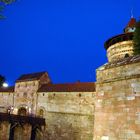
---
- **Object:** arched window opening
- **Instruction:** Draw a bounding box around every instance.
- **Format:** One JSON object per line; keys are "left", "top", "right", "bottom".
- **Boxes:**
{"left": 18, "top": 107, "right": 27, "bottom": 116}
{"left": 23, "top": 92, "right": 27, "bottom": 98}
{"left": 124, "top": 53, "right": 130, "bottom": 58}
{"left": 39, "top": 109, "right": 44, "bottom": 117}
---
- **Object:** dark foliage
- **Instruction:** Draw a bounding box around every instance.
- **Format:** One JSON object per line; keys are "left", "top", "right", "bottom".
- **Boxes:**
{"left": 133, "top": 20, "right": 140, "bottom": 55}
{"left": 0, "top": 0, "right": 16, "bottom": 18}
{"left": 0, "top": 5, "right": 4, "bottom": 18}
{"left": 0, "top": 75, "right": 5, "bottom": 87}
{"left": 0, "top": 0, "right": 15, "bottom": 4}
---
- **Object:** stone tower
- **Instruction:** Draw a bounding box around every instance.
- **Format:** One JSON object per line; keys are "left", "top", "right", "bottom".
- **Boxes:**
{"left": 95, "top": 18, "right": 140, "bottom": 140}
{"left": 104, "top": 17, "right": 136, "bottom": 62}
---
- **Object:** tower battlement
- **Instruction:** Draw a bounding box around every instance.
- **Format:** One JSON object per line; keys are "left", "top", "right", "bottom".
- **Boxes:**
{"left": 105, "top": 18, "right": 137, "bottom": 62}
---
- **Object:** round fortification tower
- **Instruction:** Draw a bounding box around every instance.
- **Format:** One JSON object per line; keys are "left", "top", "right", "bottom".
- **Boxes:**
{"left": 104, "top": 18, "right": 136, "bottom": 62}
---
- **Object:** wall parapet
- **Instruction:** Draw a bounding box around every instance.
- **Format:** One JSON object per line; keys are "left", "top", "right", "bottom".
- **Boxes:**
{"left": 96, "top": 57, "right": 140, "bottom": 83}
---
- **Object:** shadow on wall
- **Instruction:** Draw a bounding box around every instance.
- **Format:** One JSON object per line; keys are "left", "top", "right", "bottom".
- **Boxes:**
{"left": 43, "top": 117, "right": 78, "bottom": 140}
{"left": 14, "top": 124, "right": 31, "bottom": 140}
{"left": 44, "top": 122, "right": 78, "bottom": 140}
{"left": 42, "top": 112, "right": 94, "bottom": 140}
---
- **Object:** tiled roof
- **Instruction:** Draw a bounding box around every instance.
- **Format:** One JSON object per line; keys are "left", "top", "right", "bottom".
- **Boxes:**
{"left": 38, "top": 82, "right": 95, "bottom": 92}
{"left": 0, "top": 86, "right": 14, "bottom": 92}
{"left": 127, "top": 18, "right": 136, "bottom": 27}
{"left": 16, "top": 71, "right": 47, "bottom": 82}
{"left": 104, "top": 33, "right": 133, "bottom": 50}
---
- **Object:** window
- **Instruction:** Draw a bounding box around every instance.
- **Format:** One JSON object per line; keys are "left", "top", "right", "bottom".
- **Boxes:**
{"left": 124, "top": 53, "right": 129, "bottom": 58}
{"left": 39, "top": 109, "right": 44, "bottom": 117}
{"left": 23, "top": 92, "right": 27, "bottom": 98}
{"left": 79, "top": 93, "right": 81, "bottom": 97}
{"left": 18, "top": 107, "right": 27, "bottom": 116}
{"left": 17, "top": 84, "right": 20, "bottom": 88}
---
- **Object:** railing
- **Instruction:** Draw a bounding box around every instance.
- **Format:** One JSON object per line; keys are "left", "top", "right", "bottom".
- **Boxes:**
{"left": 0, "top": 112, "right": 45, "bottom": 126}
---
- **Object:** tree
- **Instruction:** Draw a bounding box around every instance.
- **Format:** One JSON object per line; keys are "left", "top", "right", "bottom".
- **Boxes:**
{"left": 0, "top": 0, "right": 16, "bottom": 19}
{"left": 0, "top": 0, "right": 15, "bottom": 5}
{"left": 0, "top": 74, "right": 5, "bottom": 87}
{"left": 0, "top": 5, "right": 4, "bottom": 18}
{"left": 133, "top": 19, "right": 140, "bottom": 55}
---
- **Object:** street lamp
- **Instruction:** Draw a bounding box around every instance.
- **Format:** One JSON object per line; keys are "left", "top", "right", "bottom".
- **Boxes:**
{"left": 2, "top": 82, "right": 9, "bottom": 87}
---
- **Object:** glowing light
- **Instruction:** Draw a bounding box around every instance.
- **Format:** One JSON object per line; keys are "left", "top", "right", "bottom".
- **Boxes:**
{"left": 2, "top": 82, "right": 9, "bottom": 87}
{"left": 11, "top": 106, "right": 14, "bottom": 110}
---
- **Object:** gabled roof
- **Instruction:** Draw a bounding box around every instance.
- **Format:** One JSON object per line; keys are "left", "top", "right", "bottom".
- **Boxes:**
{"left": 16, "top": 71, "right": 47, "bottom": 82}
{"left": 38, "top": 82, "right": 95, "bottom": 92}
{"left": 0, "top": 86, "right": 14, "bottom": 92}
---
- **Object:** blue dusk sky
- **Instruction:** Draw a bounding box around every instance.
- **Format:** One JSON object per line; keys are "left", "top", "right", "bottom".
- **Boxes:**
{"left": 0, "top": 0, "right": 140, "bottom": 85}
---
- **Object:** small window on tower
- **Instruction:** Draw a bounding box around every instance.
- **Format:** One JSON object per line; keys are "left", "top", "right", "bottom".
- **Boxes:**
{"left": 79, "top": 93, "right": 81, "bottom": 97}
{"left": 23, "top": 92, "right": 27, "bottom": 98}
{"left": 39, "top": 109, "right": 44, "bottom": 117}
{"left": 17, "top": 84, "right": 20, "bottom": 88}
{"left": 124, "top": 53, "right": 129, "bottom": 58}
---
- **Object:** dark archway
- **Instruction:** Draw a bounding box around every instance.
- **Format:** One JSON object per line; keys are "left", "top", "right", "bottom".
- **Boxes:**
{"left": 124, "top": 53, "right": 130, "bottom": 58}
{"left": 39, "top": 109, "right": 44, "bottom": 117}
{"left": 18, "top": 107, "right": 27, "bottom": 116}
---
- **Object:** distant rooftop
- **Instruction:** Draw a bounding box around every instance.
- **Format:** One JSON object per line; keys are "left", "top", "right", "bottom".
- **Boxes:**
{"left": 38, "top": 82, "right": 95, "bottom": 92}
{"left": 0, "top": 86, "right": 14, "bottom": 92}
{"left": 16, "top": 71, "right": 47, "bottom": 82}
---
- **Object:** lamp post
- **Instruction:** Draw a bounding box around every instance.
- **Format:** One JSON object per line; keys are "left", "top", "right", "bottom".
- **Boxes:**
{"left": 2, "top": 82, "right": 9, "bottom": 88}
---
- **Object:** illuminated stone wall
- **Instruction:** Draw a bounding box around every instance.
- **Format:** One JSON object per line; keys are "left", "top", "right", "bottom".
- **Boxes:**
{"left": 13, "top": 80, "right": 39, "bottom": 115}
{"left": 0, "top": 92, "right": 13, "bottom": 113}
{"left": 95, "top": 60, "right": 140, "bottom": 140}
{"left": 13, "top": 73, "right": 51, "bottom": 116}
{"left": 37, "top": 91, "right": 95, "bottom": 140}
{"left": 0, "top": 122, "right": 10, "bottom": 140}
{"left": 14, "top": 124, "right": 32, "bottom": 140}
{"left": 107, "top": 40, "right": 133, "bottom": 62}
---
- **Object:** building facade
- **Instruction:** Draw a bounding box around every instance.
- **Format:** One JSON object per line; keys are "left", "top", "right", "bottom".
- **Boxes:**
{"left": 0, "top": 17, "right": 140, "bottom": 140}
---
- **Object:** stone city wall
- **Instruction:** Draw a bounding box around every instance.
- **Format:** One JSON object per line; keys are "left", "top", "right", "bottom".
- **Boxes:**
{"left": 0, "top": 92, "right": 13, "bottom": 113}
{"left": 96, "top": 62, "right": 140, "bottom": 83}
{"left": 0, "top": 121, "right": 32, "bottom": 140}
{"left": 37, "top": 91, "right": 95, "bottom": 140}
{"left": 0, "top": 121, "right": 10, "bottom": 140}
{"left": 95, "top": 61, "right": 140, "bottom": 140}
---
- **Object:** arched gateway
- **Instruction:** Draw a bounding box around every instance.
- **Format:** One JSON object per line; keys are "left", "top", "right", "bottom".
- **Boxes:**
{"left": 18, "top": 107, "right": 27, "bottom": 116}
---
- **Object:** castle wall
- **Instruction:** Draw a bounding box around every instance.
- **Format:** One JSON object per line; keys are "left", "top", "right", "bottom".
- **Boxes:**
{"left": 95, "top": 61, "right": 140, "bottom": 140}
{"left": 0, "top": 121, "right": 34, "bottom": 140}
{"left": 14, "top": 124, "right": 32, "bottom": 140}
{"left": 0, "top": 92, "right": 13, "bottom": 113}
{"left": 37, "top": 91, "right": 95, "bottom": 140}
{"left": 14, "top": 80, "right": 39, "bottom": 115}
{"left": 0, "top": 121, "right": 10, "bottom": 140}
